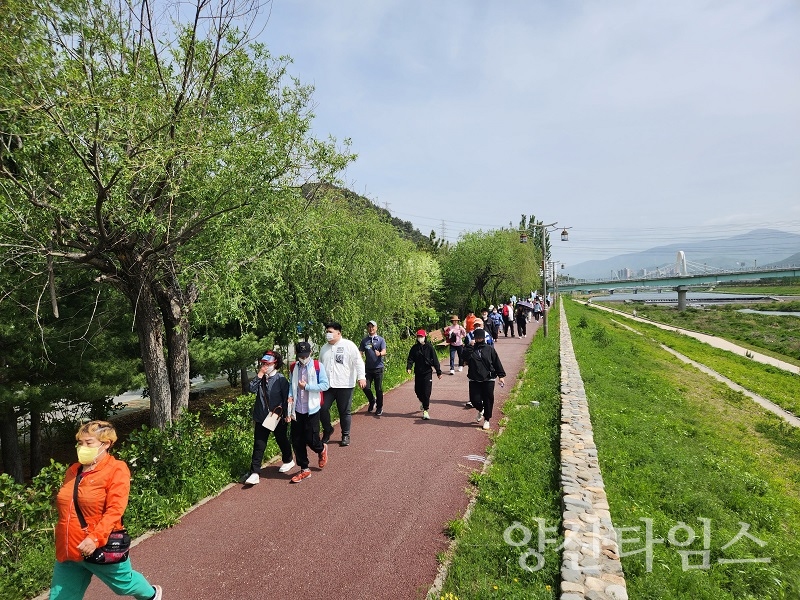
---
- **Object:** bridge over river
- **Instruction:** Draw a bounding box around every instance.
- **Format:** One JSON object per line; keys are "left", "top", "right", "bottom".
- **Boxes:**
{"left": 559, "top": 266, "right": 800, "bottom": 293}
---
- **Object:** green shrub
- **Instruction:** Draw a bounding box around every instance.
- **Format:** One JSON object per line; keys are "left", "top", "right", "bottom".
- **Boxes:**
{"left": 0, "top": 461, "right": 64, "bottom": 600}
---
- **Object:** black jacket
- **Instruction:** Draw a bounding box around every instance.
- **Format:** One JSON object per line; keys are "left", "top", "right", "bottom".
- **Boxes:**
{"left": 249, "top": 372, "right": 290, "bottom": 422}
{"left": 406, "top": 341, "right": 442, "bottom": 377}
{"left": 462, "top": 342, "right": 506, "bottom": 382}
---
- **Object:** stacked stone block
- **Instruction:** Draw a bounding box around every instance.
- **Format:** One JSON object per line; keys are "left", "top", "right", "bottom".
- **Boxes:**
{"left": 558, "top": 302, "right": 628, "bottom": 600}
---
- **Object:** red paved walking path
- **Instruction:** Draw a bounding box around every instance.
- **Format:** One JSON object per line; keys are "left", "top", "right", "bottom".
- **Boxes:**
{"left": 83, "top": 325, "right": 540, "bottom": 600}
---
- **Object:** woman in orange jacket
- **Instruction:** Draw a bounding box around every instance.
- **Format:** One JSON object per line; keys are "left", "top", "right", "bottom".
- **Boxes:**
{"left": 49, "top": 420, "right": 162, "bottom": 600}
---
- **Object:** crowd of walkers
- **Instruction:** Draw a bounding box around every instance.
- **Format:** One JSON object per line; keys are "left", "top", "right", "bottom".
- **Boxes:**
{"left": 47, "top": 299, "right": 538, "bottom": 600}
{"left": 244, "top": 294, "right": 544, "bottom": 487}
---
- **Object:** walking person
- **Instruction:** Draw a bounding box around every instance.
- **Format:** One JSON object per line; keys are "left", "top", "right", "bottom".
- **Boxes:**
{"left": 488, "top": 306, "right": 503, "bottom": 341}
{"left": 406, "top": 329, "right": 443, "bottom": 420}
{"left": 50, "top": 420, "right": 162, "bottom": 600}
{"left": 359, "top": 320, "right": 387, "bottom": 415}
{"left": 245, "top": 351, "right": 294, "bottom": 485}
{"left": 444, "top": 315, "right": 466, "bottom": 375}
{"left": 287, "top": 341, "right": 330, "bottom": 483}
{"left": 466, "top": 318, "right": 494, "bottom": 346}
{"left": 464, "top": 309, "right": 477, "bottom": 334}
{"left": 464, "top": 319, "right": 494, "bottom": 408}
{"left": 502, "top": 300, "right": 515, "bottom": 337}
{"left": 515, "top": 304, "right": 528, "bottom": 338}
{"left": 533, "top": 297, "right": 543, "bottom": 322}
{"left": 462, "top": 329, "right": 506, "bottom": 430}
{"left": 319, "top": 321, "right": 367, "bottom": 447}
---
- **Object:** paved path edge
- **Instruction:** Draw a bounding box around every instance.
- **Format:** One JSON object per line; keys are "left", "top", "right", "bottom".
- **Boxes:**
{"left": 559, "top": 300, "right": 629, "bottom": 600}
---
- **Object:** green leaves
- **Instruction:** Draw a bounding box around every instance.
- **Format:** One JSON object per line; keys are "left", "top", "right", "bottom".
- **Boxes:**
{"left": 440, "top": 230, "right": 540, "bottom": 315}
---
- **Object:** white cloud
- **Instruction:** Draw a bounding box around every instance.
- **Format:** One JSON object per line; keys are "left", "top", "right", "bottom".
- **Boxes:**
{"left": 261, "top": 0, "right": 800, "bottom": 263}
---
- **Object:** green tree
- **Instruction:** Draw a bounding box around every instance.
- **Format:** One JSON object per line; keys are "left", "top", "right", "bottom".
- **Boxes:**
{"left": 440, "top": 229, "right": 540, "bottom": 315}
{"left": 195, "top": 184, "right": 441, "bottom": 348}
{"left": 0, "top": 0, "right": 352, "bottom": 428}
{"left": 0, "top": 268, "right": 142, "bottom": 481}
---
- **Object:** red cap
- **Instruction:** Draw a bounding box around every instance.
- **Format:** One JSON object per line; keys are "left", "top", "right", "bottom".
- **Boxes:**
{"left": 416, "top": 329, "right": 426, "bottom": 337}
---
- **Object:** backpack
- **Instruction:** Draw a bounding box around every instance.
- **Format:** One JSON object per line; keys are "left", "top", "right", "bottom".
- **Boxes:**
{"left": 448, "top": 329, "right": 458, "bottom": 344}
{"left": 502, "top": 305, "right": 510, "bottom": 318}
{"left": 468, "top": 346, "right": 495, "bottom": 380}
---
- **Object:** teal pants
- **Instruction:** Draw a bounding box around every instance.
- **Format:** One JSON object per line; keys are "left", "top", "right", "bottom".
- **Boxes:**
{"left": 49, "top": 559, "right": 156, "bottom": 600}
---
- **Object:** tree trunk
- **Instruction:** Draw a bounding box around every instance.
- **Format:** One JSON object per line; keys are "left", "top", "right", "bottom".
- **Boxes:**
{"left": 0, "top": 403, "right": 24, "bottom": 483}
{"left": 29, "top": 408, "right": 42, "bottom": 476}
{"left": 155, "top": 281, "right": 196, "bottom": 422}
{"left": 165, "top": 319, "right": 190, "bottom": 422}
{"left": 130, "top": 286, "right": 172, "bottom": 429}
{"left": 240, "top": 367, "right": 249, "bottom": 395}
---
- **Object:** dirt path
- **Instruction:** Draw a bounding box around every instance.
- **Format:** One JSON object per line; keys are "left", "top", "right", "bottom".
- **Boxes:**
{"left": 81, "top": 325, "right": 539, "bottom": 600}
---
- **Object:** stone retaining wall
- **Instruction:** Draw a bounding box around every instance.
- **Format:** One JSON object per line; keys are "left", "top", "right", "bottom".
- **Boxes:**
{"left": 558, "top": 301, "right": 628, "bottom": 600}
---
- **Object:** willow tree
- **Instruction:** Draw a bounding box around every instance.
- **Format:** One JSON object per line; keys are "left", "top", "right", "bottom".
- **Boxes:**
{"left": 193, "top": 184, "right": 442, "bottom": 349}
{"left": 440, "top": 229, "right": 540, "bottom": 315}
{"left": 0, "top": 0, "right": 352, "bottom": 428}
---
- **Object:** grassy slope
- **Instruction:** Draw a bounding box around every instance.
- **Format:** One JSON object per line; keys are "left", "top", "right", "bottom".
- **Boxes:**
{"left": 597, "top": 302, "right": 800, "bottom": 366}
{"left": 592, "top": 304, "right": 800, "bottom": 415}
{"left": 565, "top": 300, "right": 800, "bottom": 600}
{"left": 441, "top": 311, "right": 562, "bottom": 600}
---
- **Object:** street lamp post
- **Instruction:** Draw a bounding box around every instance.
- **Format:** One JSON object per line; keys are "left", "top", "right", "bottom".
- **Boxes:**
{"left": 546, "top": 260, "right": 565, "bottom": 300}
{"left": 520, "top": 223, "right": 570, "bottom": 337}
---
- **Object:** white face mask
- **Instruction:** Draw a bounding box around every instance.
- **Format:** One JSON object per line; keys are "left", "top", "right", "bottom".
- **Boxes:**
{"left": 265, "top": 364, "right": 276, "bottom": 375}
{"left": 325, "top": 332, "right": 335, "bottom": 342}
{"left": 299, "top": 357, "right": 311, "bottom": 365}
{"left": 417, "top": 336, "right": 425, "bottom": 344}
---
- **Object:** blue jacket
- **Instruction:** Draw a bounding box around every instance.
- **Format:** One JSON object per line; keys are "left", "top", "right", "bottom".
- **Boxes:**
{"left": 288, "top": 360, "right": 330, "bottom": 416}
{"left": 488, "top": 312, "right": 504, "bottom": 327}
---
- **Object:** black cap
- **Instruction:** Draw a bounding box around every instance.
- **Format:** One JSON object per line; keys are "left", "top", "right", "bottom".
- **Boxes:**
{"left": 473, "top": 328, "right": 486, "bottom": 339}
{"left": 296, "top": 341, "right": 312, "bottom": 358}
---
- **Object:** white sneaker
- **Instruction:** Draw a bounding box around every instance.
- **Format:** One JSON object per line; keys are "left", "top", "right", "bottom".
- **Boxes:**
{"left": 476, "top": 410, "right": 484, "bottom": 422}
{"left": 422, "top": 410, "right": 430, "bottom": 420}
{"left": 482, "top": 420, "right": 491, "bottom": 430}
{"left": 151, "top": 585, "right": 163, "bottom": 600}
{"left": 279, "top": 460, "right": 295, "bottom": 473}
{"left": 449, "top": 369, "right": 455, "bottom": 375}
{"left": 245, "top": 472, "right": 260, "bottom": 485}
{"left": 458, "top": 366, "right": 463, "bottom": 372}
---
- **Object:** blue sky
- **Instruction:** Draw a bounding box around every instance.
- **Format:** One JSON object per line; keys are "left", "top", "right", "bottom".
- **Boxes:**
{"left": 255, "top": 0, "right": 800, "bottom": 267}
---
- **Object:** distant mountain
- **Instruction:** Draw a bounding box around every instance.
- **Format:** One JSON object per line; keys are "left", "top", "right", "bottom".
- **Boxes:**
{"left": 568, "top": 229, "right": 800, "bottom": 280}
{"left": 766, "top": 252, "right": 800, "bottom": 268}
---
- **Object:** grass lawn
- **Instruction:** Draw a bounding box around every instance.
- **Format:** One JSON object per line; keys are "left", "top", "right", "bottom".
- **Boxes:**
{"left": 565, "top": 300, "right": 800, "bottom": 600}
{"left": 439, "top": 310, "right": 562, "bottom": 600}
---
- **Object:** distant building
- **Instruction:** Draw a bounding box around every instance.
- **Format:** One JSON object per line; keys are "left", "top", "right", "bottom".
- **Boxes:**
{"left": 617, "top": 268, "right": 633, "bottom": 280}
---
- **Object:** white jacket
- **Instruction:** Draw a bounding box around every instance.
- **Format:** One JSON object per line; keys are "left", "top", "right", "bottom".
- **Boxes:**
{"left": 319, "top": 338, "right": 366, "bottom": 388}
